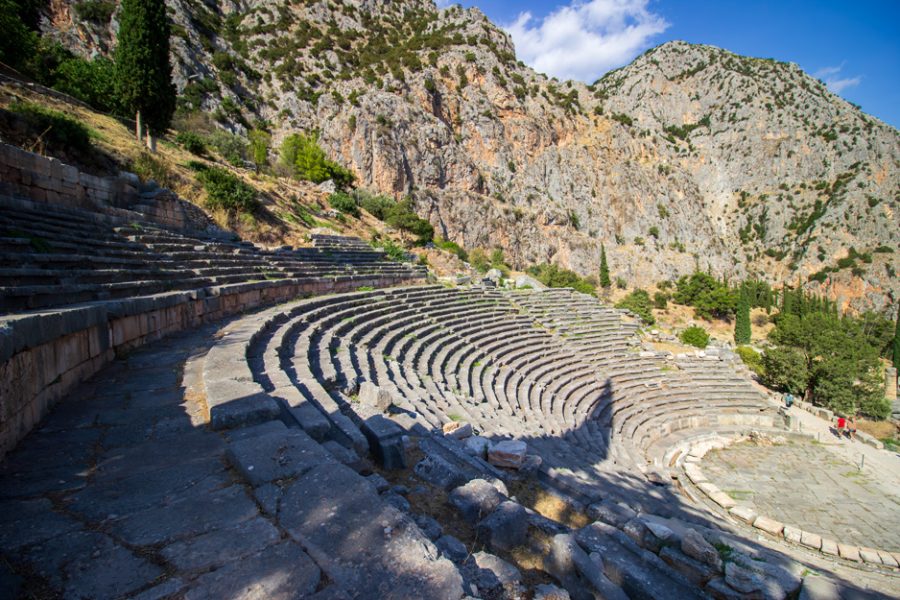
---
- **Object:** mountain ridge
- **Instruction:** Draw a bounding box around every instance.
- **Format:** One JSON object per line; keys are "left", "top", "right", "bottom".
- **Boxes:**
{"left": 34, "top": 0, "right": 900, "bottom": 311}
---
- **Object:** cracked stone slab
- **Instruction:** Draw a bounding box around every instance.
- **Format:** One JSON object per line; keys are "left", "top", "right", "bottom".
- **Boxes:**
{"left": 183, "top": 541, "right": 320, "bottom": 600}
{"left": 225, "top": 428, "right": 334, "bottom": 488}
{"left": 161, "top": 517, "right": 281, "bottom": 572}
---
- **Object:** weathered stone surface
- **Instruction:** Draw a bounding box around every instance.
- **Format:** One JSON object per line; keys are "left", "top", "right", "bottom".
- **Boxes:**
{"left": 436, "top": 535, "right": 469, "bottom": 563}
{"left": 443, "top": 421, "right": 473, "bottom": 440}
{"left": 877, "top": 550, "right": 899, "bottom": 568}
{"left": 464, "top": 551, "right": 521, "bottom": 594}
{"left": 798, "top": 576, "right": 840, "bottom": 600}
{"left": 449, "top": 478, "right": 506, "bottom": 523}
{"left": 752, "top": 515, "right": 784, "bottom": 536}
{"left": 183, "top": 541, "right": 320, "bottom": 600}
{"left": 463, "top": 435, "right": 490, "bottom": 458}
{"left": 278, "top": 462, "right": 464, "bottom": 598}
{"left": 858, "top": 547, "right": 882, "bottom": 564}
{"left": 413, "top": 454, "right": 467, "bottom": 490}
{"left": 725, "top": 562, "right": 764, "bottom": 594}
{"left": 587, "top": 499, "right": 637, "bottom": 528}
{"left": 487, "top": 439, "right": 527, "bottom": 469}
{"left": 225, "top": 429, "right": 333, "bottom": 487}
{"left": 476, "top": 501, "right": 528, "bottom": 551}
{"left": 358, "top": 381, "right": 393, "bottom": 412}
{"left": 161, "top": 517, "right": 281, "bottom": 572}
{"left": 731, "top": 552, "right": 802, "bottom": 600}
{"left": 547, "top": 533, "right": 627, "bottom": 600}
{"left": 534, "top": 583, "right": 571, "bottom": 600}
{"left": 660, "top": 546, "right": 719, "bottom": 586}
{"left": 382, "top": 492, "right": 411, "bottom": 512}
{"left": 412, "top": 513, "right": 443, "bottom": 541}
{"left": 361, "top": 414, "right": 406, "bottom": 469}
{"left": 706, "top": 576, "right": 762, "bottom": 600}
{"left": 681, "top": 529, "right": 723, "bottom": 571}
{"left": 366, "top": 473, "right": 391, "bottom": 493}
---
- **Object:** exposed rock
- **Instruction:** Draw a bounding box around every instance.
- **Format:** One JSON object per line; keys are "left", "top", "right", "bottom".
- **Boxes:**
{"left": 681, "top": 529, "right": 723, "bottom": 571}
{"left": 475, "top": 501, "right": 528, "bottom": 551}
{"left": 724, "top": 562, "right": 764, "bottom": 594}
{"left": 442, "top": 421, "right": 473, "bottom": 440}
{"left": 487, "top": 440, "right": 527, "bottom": 469}
{"left": 463, "top": 436, "right": 490, "bottom": 459}
{"left": 435, "top": 535, "right": 468, "bottom": 563}
{"left": 449, "top": 479, "right": 506, "bottom": 523}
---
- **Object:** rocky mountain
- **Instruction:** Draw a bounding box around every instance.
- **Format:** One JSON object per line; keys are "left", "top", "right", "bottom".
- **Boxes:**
{"left": 40, "top": 0, "right": 900, "bottom": 310}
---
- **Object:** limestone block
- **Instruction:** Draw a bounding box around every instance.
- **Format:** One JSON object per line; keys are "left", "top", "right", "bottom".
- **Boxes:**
{"left": 681, "top": 529, "right": 723, "bottom": 571}
{"left": 858, "top": 547, "right": 882, "bottom": 564}
{"left": 476, "top": 501, "right": 528, "bottom": 551}
{"left": 724, "top": 562, "right": 764, "bottom": 594}
{"left": 709, "top": 490, "right": 737, "bottom": 509}
{"left": 800, "top": 531, "right": 822, "bottom": 550}
{"left": 449, "top": 479, "right": 505, "bottom": 523}
{"left": 487, "top": 439, "right": 527, "bottom": 469}
{"left": 442, "top": 421, "right": 473, "bottom": 440}
{"left": 876, "top": 551, "right": 898, "bottom": 568}
{"left": 836, "top": 544, "right": 861, "bottom": 562}
{"left": 819, "top": 539, "right": 839, "bottom": 556}
{"left": 752, "top": 515, "right": 784, "bottom": 536}
{"left": 729, "top": 505, "right": 757, "bottom": 524}
{"left": 782, "top": 526, "right": 802, "bottom": 544}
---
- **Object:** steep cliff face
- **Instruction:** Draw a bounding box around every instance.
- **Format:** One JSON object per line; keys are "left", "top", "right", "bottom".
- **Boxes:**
{"left": 41, "top": 0, "right": 899, "bottom": 310}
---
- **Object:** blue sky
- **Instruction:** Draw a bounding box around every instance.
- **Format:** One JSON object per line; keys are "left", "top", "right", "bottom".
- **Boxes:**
{"left": 440, "top": 1, "right": 900, "bottom": 129}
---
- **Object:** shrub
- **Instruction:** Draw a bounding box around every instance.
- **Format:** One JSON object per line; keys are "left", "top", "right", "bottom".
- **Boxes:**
{"left": 356, "top": 190, "right": 395, "bottom": 220}
{"left": 130, "top": 152, "right": 173, "bottom": 188}
{"left": 193, "top": 164, "right": 258, "bottom": 213}
{"left": 680, "top": 325, "right": 710, "bottom": 348}
{"left": 175, "top": 131, "right": 207, "bottom": 155}
{"left": 51, "top": 56, "right": 120, "bottom": 114}
{"left": 736, "top": 346, "right": 764, "bottom": 377}
{"left": 8, "top": 101, "right": 92, "bottom": 155}
{"left": 385, "top": 198, "right": 434, "bottom": 244}
{"left": 616, "top": 289, "right": 655, "bottom": 325}
{"left": 280, "top": 132, "right": 355, "bottom": 190}
{"left": 527, "top": 263, "right": 595, "bottom": 295}
{"left": 372, "top": 236, "right": 406, "bottom": 261}
{"left": 328, "top": 191, "right": 359, "bottom": 217}
{"left": 653, "top": 291, "right": 668, "bottom": 309}
{"left": 615, "top": 277, "right": 627, "bottom": 289}
{"left": 207, "top": 130, "right": 247, "bottom": 166}
{"left": 435, "top": 237, "right": 468, "bottom": 262}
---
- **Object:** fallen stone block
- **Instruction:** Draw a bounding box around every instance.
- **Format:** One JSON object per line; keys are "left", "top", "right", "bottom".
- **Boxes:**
{"left": 587, "top": 499, "right": 637, "bottom": 528}
{"left": 681, "top": 529, "right": 723, "bottom": 572}
{"left": 463, "top": 551, "right": 521, "bottom": 596}
{"left": 361, "top": 415, "right": 405, "bottom": 469}
{"left": 660, "top": 546, "right": 719, "bottom": 586}
{"left": 476, "top": 501, "right": 528, "bottom": 552}
{"left": 534, "top": 583, "right": 571, "bottom": 600}
{"left": 412, "top": 514, "right": 443, "bottom": 541}
{"left": 443, "top": 421, "right": 473, "bottom": 440}
{"left": 358, "top": 381, "right": 392, "bottom": 412}
{"left": 449, "top": 479, "right": 506, "bottom": 523}
{"left": 725, "top": 562, "right": 764, "bottom": 595}
{"left": 464, "top": 436, "right": 490, "bottom": 458}
{"left": 413, "top": 454, "right": 467, "bottom": 490}
{"left": 487, "top": 439, "right": 527, "bottom": 469}
{"left": 798, "top": 576, "right": 840, "bottom": 600}
{"left": 547, "top": 533, "right": 627, "bottom": 600}
{"left": 731, "top": 551, "right": 802, "bottom": 600}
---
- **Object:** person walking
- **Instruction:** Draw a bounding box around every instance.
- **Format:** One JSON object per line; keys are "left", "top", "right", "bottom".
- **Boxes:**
{"left": 784, "top": 392, "right": 794, "bottom": 408}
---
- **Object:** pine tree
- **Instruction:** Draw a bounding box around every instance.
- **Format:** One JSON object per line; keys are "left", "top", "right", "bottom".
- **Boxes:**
{"left": 599, "top": 244, "right": 611, "bottom": 288}
{"left": 892, "top": 305, "right": 900, "bottom": 370}
{"left": 734, "top": 285, "right": 751, "bottom": 345}
{"left": 115, "top": 0, "right": 175, "bottom": 151}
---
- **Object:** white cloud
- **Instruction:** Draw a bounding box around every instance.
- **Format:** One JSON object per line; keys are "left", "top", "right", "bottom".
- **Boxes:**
{"left": 813, "top": 63, "right": 861, "bottom": 94}
{"left": 504, "top": 0, "right": 670, "bottom": 82}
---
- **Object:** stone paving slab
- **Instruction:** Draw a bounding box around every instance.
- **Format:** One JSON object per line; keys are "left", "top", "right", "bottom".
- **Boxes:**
{"left": 702, "top": 439, "right": 900, "bottom": 551}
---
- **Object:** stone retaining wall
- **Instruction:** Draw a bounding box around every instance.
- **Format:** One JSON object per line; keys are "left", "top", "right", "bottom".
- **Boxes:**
{"left": 0, "top": 143, "right": 217, "bottom": 234}
{"left": 0, "top": 275, "right": 423, "bottom": 460}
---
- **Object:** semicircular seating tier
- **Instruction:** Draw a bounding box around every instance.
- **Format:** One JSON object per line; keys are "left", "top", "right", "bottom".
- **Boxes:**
{"left": 227, "top": 284, "right": 780, "bottom": 506}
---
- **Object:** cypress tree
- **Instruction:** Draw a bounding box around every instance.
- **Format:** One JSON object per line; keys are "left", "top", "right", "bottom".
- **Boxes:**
{"left": 735, "top": 285, "right": 751, "bottom": 345}
{"left": 599, "top": 244, "right": 611, "bottom": 288}
{"left": 892, "top": 305, "right": 900, "bottom": 370}
{"left": 115, "top": 0, "right": 175, "bottom": 151}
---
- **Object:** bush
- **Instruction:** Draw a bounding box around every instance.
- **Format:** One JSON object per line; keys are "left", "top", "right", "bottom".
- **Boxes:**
{"left": 616, "top": 289, "right": 655, "bottom": 325}
{"left": 208, "top": 130, "right": 247, "bottom": 166}
{"left": 679, "top": 325, "right": 710, "bottom": 348}
{"left": 8, "top": 101, "right": 92, "bottom": 155}
{"left": 175, "top": 131, "right": 207, "bottom": 155}
{"left": 193, "top": 164, "right": 258, "bottom": 213}
{"left": 527, "top": 263, "right": 595, "bottom": 295}
{"left": 356, "top": 191, "right": 395, "bottom": 220}
{"left": 328, "top": 191, "right": 359, "bottom": 217}
{"left": 760, "top": 346, "right": 808, "bottom": 395}
{"left": 130, "top": 152, "right": 173, "bottom": 188}
{"left": 435, "top": 237, "right": 468, "bottom": 262}
{"left": 653, "top": 291, "right": 668, "bottom": 309}
{"left": 385, "top": 198, "right": 434, "bottom": 244}
{"left": 372, "top": 236, "right": 407, "bottom": 261}
{"left": 51, "top": 56, "right": 120, "bottom": 114}
{"left": 280, "top": 133, "right": 355, "bottom": 190}
{"left": 736, "top": 346, "right": 764, "bottom": 377}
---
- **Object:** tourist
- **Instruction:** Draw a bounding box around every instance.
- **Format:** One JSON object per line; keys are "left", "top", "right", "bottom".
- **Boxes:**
{"left": 784, "top": 392, "right": 794, "bottom": 408}
{"left": 836, "top": 415, "right": 846, "bottom": 437}
{"left": 847, "top": 416, "right": 857, "bottom": 441}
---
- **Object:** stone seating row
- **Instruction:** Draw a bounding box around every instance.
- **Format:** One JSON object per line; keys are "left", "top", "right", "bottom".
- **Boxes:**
{"left": 0, "top": 195, "right": 425, "bottom": 312}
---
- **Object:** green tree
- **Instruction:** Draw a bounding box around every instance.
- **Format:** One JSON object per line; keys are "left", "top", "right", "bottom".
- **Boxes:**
{"left": 0, "top": 0, "right": 38, "bottom": 74}
{"left": 734, "top": 285, "right": 751, "bottom": 345}
{"left": 599, "top": 244, "right": 611, "bottom": 288}
{"left": 893, "top": 307, "right": 900, "bottom": 370}
{"left": 615, "top": 289, "right": 655, "bottom": 325}
{"left": 761, "top": 346, "right": 809, "bottom": 395}
{"left": 248, "top": 129, "right": 271, "bottom": 173}
{"left": 115, "top": 0, "right": 176, "bottom": 151}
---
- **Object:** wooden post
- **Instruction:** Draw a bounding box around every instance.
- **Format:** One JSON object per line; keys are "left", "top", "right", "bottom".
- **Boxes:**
{"left": 135, "top": 110, "right": 142, "bottom": 142}
{"left": 146, "top": 130, "right": 156, "bottom": 153}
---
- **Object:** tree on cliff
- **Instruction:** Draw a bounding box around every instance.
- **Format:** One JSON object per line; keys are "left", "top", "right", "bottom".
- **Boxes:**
{"left": 115, "top": 0, "right": 175, "bottom": 152}
{"left": 599, "top": 245, "right": 611, "bottom": 288}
